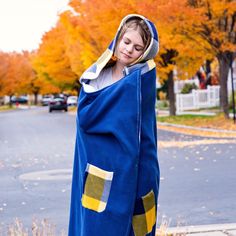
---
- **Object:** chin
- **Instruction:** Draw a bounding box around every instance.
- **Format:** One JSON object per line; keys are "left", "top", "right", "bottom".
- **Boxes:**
{"left": 117, "top": 54, "right": 131, "bottom": 65}
{"left": 117, "top": 58, "right": 130, "bottom": 67}
{"left": 122, "top": 57, "right": 134, "bottom": 65}
{"left": 123, "top": 60, "right": 131, "bottom": 65}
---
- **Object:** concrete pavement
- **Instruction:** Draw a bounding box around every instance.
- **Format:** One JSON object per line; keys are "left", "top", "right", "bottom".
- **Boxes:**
{"left": 156, "top": 109, "right": 236, "bottom": 235}
{"left": 160, "top": 223, "right": 236, "bottom": 235}
{"left": 3, "top": 106, "right": 234, "bottom": 235}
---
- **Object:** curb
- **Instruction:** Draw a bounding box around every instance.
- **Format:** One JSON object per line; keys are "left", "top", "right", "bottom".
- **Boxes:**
{"left": 157, "top": 110, "right": 217, "bottom": 117}
{"left": 158, "top": 122, "right": 236, "bottom": 134}
{"left": 160, "top": 223, "right": 236, "bottom": 236}
{"left": 69, "top": 108, "right": 236, "bottom": 136}
{"left": 68, "top": 111, "right": 77, "bottom": 116}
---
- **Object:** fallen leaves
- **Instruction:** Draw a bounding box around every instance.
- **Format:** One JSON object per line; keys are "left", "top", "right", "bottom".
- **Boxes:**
{"left": 158, "top": 124, "right": 236, "bottom": 138}
{"left": 158, "top": 139, "right": 236, "bottom": 149}
{"left": 158, "top": 113, "right": 236, "bottom": 138}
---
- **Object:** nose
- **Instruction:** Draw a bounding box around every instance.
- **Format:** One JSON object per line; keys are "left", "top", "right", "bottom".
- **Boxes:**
{"left": 126, "top": 44, "right": 133, "bottom": 54}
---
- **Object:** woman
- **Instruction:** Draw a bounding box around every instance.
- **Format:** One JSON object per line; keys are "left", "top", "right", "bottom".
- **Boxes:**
{"left": 68, "top": 14, "right": 160, "bottom": 236}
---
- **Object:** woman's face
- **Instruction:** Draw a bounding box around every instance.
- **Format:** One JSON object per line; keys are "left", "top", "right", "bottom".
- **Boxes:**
{"left": 115, "top": 29, "right": 145, "bottom": 66}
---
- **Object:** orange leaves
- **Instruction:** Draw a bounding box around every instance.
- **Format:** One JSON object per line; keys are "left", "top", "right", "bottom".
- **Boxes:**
{"left": 55, "top": 0, "right": 236, "bottom": 86}
{"left": 1, "top": 0, "right": 236, "bottom": 97}
{"left": 0, "top": 52, "right": 9, "bottom": 96}
{"left": 0, "top": 51, "right": 36, "bottom": 96}
{"left": 191, "top": 0, "right": 236, "bottom": 53}
{"left": 155, "top": 0, "right": 236, "bottom": 83}
{"left": 33, "top": 22, "right": 77, "bottom": 93}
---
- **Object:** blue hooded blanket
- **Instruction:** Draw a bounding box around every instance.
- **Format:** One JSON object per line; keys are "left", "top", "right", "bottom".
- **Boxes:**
{"left": 68, "top": 14, "right": 160, "bottom": 236}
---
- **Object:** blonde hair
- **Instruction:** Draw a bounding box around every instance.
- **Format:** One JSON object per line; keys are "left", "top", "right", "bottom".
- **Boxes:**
{"left": 106, "top": 17, "right": 151, "bottom": 67}
{"left": 118, "top": 17, "right": 151, "bottom": 53}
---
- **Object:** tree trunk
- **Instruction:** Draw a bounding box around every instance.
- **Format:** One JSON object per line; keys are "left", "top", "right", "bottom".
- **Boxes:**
{"left": 167, "top": 70, "right": 176, "bottom": 116}
{"left": 9, "top": 95, "right": 13, "bottom": 108}
{"left": 34, "top": 92, "right": 38, "bottom": 105}
{"left": 205, "top": 59, "right": 212, "bottom": 86}
{"left": 205, "top": 59, "right": 211, "bottom": 75}
{"left": 217, "top": 52, "right": 231, "bottom": 119}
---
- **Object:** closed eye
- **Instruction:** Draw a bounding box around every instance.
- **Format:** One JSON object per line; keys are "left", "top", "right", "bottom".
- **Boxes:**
{"left": 123, "top": 36, "right": 144, "bottom": 51}
{"left": 135, "top": 47, "right": 143, "bottom": 51}
{"left": 124, "top": 39, "right": 130, "bottom": 45}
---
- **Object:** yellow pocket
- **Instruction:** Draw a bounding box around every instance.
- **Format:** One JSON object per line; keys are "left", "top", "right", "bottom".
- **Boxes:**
{"left": 132, "top": 190, "right": 156, "bottom": 236}
{"left": 81, "top": 163, "right": 113, "bottom": 213}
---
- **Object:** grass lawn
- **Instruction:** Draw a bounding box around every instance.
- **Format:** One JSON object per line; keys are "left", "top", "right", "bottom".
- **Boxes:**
{"left": 158, "top": 113, "right": 236, "bottom": 131}
{"left": 68, "top": 106, "right": 77, "bottom": 110}
{"left": 0, "top": 105, "right": 16, "bottom": 112}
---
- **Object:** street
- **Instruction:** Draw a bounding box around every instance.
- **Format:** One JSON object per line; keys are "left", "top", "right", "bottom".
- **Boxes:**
{"left": 0, "top": 107, "right": 75, "bottom": 234}
{"left": 0, "top": 107, "right": 236, "bottom": 234}
{"left": 157, "top": 129, "right": 236, "bottom": 227}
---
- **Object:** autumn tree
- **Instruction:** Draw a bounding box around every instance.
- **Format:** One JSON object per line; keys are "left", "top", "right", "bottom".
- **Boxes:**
{"left": 33, "top": 22, "right": 78, "bottom": 94}
{"left": 0, "top": 52, "right": 9, "bottom": 96}
{"left": 19, "top": 51, "right": 44, "bottom": 105}
{"left": 30, "top": 51, "right": 60, "bottom": 103}
{"left": 64, "top": 0, "right": 215, "bottom": 116}
{"left": 55, "top": 0, "right": 225, "bottom": 118}
{"left": 0, "top": 51, "right": 41, "bottom": 105}
{"left": 185, "top": 0, "right": 236, "bottom": 118}
{"left": 148, "top": 0, "right": 212, "bottom": 115}
{"left": 1, "top": 53, "right": 25, "bottom": 101}
{"left": 60, "top": 0, "right": 137, "bottom": 79}
{"left": 15, "top": 51, "right": 37, "bottom": 101}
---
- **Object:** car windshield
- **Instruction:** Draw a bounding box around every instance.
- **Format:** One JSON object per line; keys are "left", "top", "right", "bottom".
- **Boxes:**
{"left": 54, "top": 98, "right": 64, "bottom": 101}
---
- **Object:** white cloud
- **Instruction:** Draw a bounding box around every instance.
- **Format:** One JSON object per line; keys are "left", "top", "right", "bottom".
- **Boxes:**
{"left": 0, "top": 0, "right": 70, "bottom": 52}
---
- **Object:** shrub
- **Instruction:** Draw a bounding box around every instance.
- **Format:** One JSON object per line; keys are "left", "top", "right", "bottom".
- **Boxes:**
{"left": 156, "top": 100, "right": 169, "bottom": 109}
{"left": 181, "top": 83, "right": 198, "bottom": 94}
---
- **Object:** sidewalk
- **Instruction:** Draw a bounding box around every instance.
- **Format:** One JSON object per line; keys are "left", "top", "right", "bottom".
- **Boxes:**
{"left": 157, "top": 109, "right": 217, "bottom": 117}
{"left": 159, "top": 223, "right": 236, "bottom": 235}
{"left": 157, "top": 109, "right": 236, "bottom": 138}
{"left": 156, "top": 110, "right": 236, "bottom": 235}
{"left": 157, "top": 109, "right": 234, "bottom": 118}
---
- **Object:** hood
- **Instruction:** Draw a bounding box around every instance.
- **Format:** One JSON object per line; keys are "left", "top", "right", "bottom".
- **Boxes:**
{"left": 80, "top": 14, "right": 159, "bottom": 83}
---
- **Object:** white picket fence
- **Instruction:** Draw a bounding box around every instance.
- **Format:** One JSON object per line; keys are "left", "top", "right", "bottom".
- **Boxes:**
{"left": 174, "top": 78, "right": 199, "bottom": 94}
{"left": 176, "top": 85, "right": 220, "bottom": 112}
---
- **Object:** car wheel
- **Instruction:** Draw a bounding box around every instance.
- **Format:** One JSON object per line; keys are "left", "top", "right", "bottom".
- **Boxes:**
{"left": 49, "top": 109, "right": 52, "bottom": 113}
{"left": 65, "top": 108, "right": 68, "bottom": 112}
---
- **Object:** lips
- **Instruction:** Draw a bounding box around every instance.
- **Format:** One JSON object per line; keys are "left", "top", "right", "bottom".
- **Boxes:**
{"left": 121, "top": 52, "right": 132, "bottom": 59}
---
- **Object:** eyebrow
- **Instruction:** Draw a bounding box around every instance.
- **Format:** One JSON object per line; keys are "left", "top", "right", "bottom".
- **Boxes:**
{"left": 123, "top": 36, "right": 144, "bottom": 49}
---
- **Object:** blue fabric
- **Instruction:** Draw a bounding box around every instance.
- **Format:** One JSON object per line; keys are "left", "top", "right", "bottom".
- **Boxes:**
{"left": 68, "top": 14, "right": 160, "bottom": 236}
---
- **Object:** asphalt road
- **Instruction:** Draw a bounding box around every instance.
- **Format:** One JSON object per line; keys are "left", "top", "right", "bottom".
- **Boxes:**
{"left": 0, "top": 107, "right": 75, "bottom": 234}
{"left": 0, "top": 106, "right": 235, "bottom": 234}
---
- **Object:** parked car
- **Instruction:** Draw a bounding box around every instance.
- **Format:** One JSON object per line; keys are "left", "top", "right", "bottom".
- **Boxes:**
{"left": 41, "top": 95, "right": 53, "bottom": 106}
{"left": 10, "top": 96, "right": 28, "bottom": 104}
{"left": 49, "top": 97, "right": 68, "bottom": 112}
{"left": 67, "top": 96, "right": 78, "bottom": 106}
